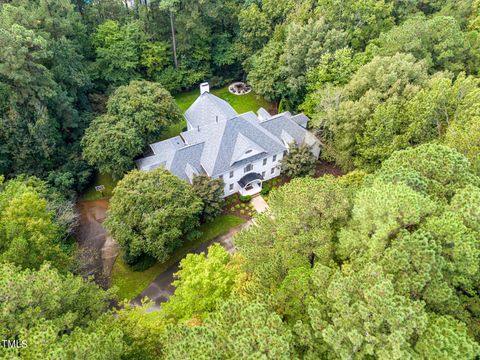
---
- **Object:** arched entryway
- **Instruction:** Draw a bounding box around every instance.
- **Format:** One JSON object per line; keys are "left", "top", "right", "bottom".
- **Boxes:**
{"left": 238, "top": 172, "right": 264, "bottom": 196}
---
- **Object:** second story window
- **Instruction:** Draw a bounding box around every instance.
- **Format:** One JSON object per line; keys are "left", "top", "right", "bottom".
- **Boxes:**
{"left": 229, "top": 171, "right": 234, "bottom": 178}
{"left": 271, "top": 167, "right": 275, "bottom": 174}
{"left": 273, "top": 155, "right": 277, "bottom": 162}
{"left": 244, "top": 164, "right": 253, "bottom": 173}
{"left": 219, "top": 175, "right": 223, "bottom": 180}
{"left": 263, "top": 158, "right": 267, "bottom": 166}
{"left": 229, "top": 184, "right": 234, "bottom": 190}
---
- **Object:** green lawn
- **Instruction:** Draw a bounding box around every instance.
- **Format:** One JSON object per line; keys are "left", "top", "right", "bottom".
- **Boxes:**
{"left": 159, "top": 85, "right": 274, "bottom": 141}
{"left": 81, "top": 172, "right": 118, "bottom": 201}
{"left": 111, "top": 215, "right": 245, "bottom": 301}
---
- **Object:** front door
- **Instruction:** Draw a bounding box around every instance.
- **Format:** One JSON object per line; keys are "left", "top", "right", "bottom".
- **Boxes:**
{"left": 245, "top": 184, "right": 254, "bottom": 191}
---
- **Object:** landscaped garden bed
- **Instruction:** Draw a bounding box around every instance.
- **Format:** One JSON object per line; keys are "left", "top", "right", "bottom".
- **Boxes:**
{"left": 223, "top": 194, "right": 257, "bottom": 220}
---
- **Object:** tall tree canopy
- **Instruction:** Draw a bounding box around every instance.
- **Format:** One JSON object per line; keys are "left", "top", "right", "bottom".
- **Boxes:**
{"left": 0, "top": 0, "right": 92, "bottom": 193}
{"left": 0, "top": 176, "right": 77, "bottom": 270}
{"left": 162, "top": 244, "right": 239, "bottom": 322}
{"left": 105, "top": 168, "right": 202, "bottom": 265}
{"left": 82, "top": 80, "right": 182, "bottom": 179}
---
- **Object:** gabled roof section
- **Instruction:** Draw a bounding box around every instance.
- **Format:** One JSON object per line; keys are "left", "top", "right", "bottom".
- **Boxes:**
{"left": 184, "top": 92, "right": 238, "bottom": 129}
{"left": 230, "top": 133, "right": 267, "bottom": 165}
{"left": 257, "top": 107, "right": 272, "bottom": 121}
{"left": 291, "top": 113, "right": 309, "bottom": 128}
{"left": 136, "top": 140, "right": 204, "bottom": 182}
{"left": 150, "top": 136, "right": 184, "bottom": 155}
{"left": 259, "top": 112, "right": 309, "bottom": 146}
{"left": 137, "top": 136, "right": 184, "bottom": 171}
{"left": 206, "top": 113, "right": 286, "bottom": 176}
{"left": 169, "top": 143, "right": 205, "bottom": 181}
{"left": 281, "top": 129, "right": 295, "bottom": 145}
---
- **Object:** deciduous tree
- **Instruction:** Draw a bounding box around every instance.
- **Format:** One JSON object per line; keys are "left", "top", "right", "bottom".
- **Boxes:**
{"left": 280, "top": 143, "right": 317, "bottom": 178}
{"left": 105, "top": 168, "right": 203, "bottom": 264}
{"left": 162, "top": 244, "right": 238, "bottom": 322}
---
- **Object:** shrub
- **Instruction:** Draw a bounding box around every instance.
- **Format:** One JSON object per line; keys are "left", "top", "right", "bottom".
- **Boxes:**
{"left": 235, "top": 204, "right": 241, "bottom": 209}
{"left": 230, "top": 207, "right": 235, "bottom": 212}
{"left": 240, "top": 195, "right": 252, "bottom": 203}
{"left": 240, "top": 210, "right": 245, "bottom": 215}
{"left": 280, "top": 143, "right": 316, "bottom": 178}
{"left": 192, "top": 175, "right": 224, "bottom": 222}
{"left": 248, "top": 212, "right": 252, "bottom": 217}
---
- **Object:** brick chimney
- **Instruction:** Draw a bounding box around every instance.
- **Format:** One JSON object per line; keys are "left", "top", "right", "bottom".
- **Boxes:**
{"left": 200, "top": 82, "right": 209, "bottom": 95}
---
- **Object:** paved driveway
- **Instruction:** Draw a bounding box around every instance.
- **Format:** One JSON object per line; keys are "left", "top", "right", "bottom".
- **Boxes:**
{"left": 131, "top": 221, "right": 251, "bottom": 309}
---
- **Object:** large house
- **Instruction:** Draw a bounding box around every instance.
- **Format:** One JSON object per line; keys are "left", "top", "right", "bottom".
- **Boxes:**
{"left": 136, "top": 83, "right": 320, "bottom": 197}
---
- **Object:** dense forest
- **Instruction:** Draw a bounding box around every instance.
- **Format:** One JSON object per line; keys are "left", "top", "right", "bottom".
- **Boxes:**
{"left": 2, "top": 0, "right": 480, "bottom": 358}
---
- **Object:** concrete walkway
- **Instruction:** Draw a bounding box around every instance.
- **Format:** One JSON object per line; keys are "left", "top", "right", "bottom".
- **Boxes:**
{"left": 251, "top": 195, "right": 269, "bottom": 213}
{"left": 131, "top": 221, "right": 251, "bottom": 310}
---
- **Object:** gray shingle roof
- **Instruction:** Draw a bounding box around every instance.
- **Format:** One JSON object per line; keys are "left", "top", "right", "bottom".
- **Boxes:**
{"left": 291, "top": 113, "right": 309, "bottom": 128}
{"left": 205, "top": 114, "right": 286, "bottom": 176}
{"left": 257, "top": 107, "right": 272, "bottom": 121}
{"left": 259, "top": 112, "right": 309, "bottom": 146}
{"left": 169, "top": 143, "right": 205, "bottom": 181}
{"left": 136, "top": 136, "right": 183, "bottom": 171}
{"left": 184, "top": 92, "right": 238, "bottom": 129}
{"left": 137, "top": 92, "right": 319, "bottom": 183}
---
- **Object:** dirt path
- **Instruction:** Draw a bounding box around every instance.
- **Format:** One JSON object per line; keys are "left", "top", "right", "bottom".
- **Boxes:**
{"left": 75, "top": 199, "right": 119, "bottom": 288}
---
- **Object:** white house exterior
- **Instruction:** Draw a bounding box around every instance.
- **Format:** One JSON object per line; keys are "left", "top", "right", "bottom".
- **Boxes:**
{"left": 136, "top": 83, "right": 321, "bottom": 197}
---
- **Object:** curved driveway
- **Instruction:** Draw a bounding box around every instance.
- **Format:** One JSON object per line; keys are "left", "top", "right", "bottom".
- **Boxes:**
{"left": 131, "top": 221, "right": 252, "bottom": 310}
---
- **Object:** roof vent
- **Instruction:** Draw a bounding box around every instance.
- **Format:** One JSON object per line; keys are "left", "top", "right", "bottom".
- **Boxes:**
{"left": 200, "top": 82, "right": 209, "bottom": 95}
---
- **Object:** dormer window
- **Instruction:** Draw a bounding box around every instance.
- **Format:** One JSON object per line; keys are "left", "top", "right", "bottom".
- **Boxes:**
{"left": 245, "top": 149, "right": 253, "bottom": 154}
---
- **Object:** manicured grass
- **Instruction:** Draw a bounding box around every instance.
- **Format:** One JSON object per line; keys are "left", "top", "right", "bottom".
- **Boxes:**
{"left": 81, "top": 172, "right": 118, "bottom": 201}
{"left": 159, "top": 85, "right": 274, "bottom": 141}
{"left": 110, "top": 215, "right": 245, "bottom": 301}
{"left": 210, "top": 86, "right": 273, "bottom": 115}
{"left": 174, "top": 85, "right": 273, "bottom": 114}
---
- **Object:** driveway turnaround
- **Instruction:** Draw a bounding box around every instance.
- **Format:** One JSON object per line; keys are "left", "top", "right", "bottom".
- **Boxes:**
{"left": 131, "top": 221, "right": 251, "bottom": 309}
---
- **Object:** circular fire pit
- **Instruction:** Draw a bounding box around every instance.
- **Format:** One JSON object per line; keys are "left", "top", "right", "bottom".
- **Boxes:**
{"left": 228, "top": 81, "right": 252, "bottom": 95}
